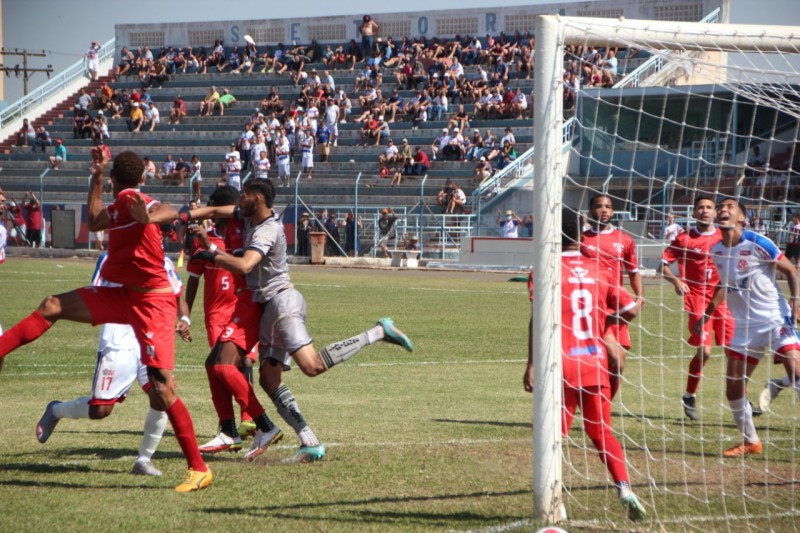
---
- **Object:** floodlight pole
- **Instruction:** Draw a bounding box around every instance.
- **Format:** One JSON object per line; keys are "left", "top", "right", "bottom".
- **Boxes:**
{"left": 532, "top": 14, "right": 564, "bottom": 524}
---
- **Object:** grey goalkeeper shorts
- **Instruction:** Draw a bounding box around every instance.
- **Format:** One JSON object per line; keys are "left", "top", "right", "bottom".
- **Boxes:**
{"left": 258, "top": 287, "right": 313, "bottom": 369}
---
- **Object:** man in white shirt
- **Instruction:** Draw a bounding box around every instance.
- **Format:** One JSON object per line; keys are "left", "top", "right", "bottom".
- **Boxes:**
{"left": 662, "top": 213, "right": 683, "bottom": 241}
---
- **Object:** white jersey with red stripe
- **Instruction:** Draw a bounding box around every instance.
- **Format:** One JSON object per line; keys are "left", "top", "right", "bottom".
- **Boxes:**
{"left": 92, "top": 253, "right": 182, "bottom": 352}
{"left": 710, "top": 229, "right": 791, "bottom": 328}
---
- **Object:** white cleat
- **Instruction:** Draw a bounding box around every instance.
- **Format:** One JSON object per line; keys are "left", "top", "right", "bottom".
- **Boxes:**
{"left": 199, "top": 432, "right": 242, "bottom": 454}
{"left": 243, "top": 427, "right": 284, "bottom": 462}
{"left": 132, "top": 459, "right": 162, "bottom": 477}
{"left": 759, "top": 378, "right": 785, "bottom": 411}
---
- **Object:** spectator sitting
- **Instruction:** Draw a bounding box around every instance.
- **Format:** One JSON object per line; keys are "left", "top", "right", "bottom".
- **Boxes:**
{"left": 215, "top": 88, "right": 236, "bottom": 116}
{"left": 404, "top": 146, "right": 430, "bottom": 178}
{"left": 473, "top": 157, "right": 493, "bottom": 186}
{"left": 431, "top": 128, "right": 449, "bottom": 161}
{"left": 32, "top": 126, "right": 52, "bottom": 153}
{"left": 380, "top": 138, "right": 399, "bottom": 166}
{"left": 159, "top": 154, "right": 177, "bottom": 180}
{"left": 17, "top": 118, "right": 35, "bottom": 146}
{"left": 465, "top": 129, "right": 484, "bottom": 161}
{"left": 199, "top": 85, "right": 220, "bottom": 116}
{"left": 144, "top": 104, "right": 160, "bottom": 132}
{"left": 91, "top": 113, "right": 110, "bottom": 143}
{"left": 447, "top": 105, "right": 469, "bottom": 132}
{"left": 446, "top": 182, "right": 467, "bottom": 214}
{"left": 437, "top": 179, "right": 455, "bottom": 212}
{"left": 442, "top": 128, "right": 465, "bottom": 161}
{"left": 170, "top": 96, "right": 187, "bottom": 124}
{"left": 48, "top": 139, "right": 67, "bottom": 170}
{"left": 142, "top": 156, "right": 156, "bottom": 184}
{"left": 127, "top": 102, "right": 144, "bottom": 132}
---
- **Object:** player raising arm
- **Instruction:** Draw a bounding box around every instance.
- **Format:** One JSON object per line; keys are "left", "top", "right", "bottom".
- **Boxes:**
{"left": 693, "top": 197, "right": 800, "bottom": 457}
{"left": 524, "top": 207, "right": 646, "bottom": 522}
{"left": 183, "top": 179, "right": 414, "bottom": 462}
{"left": 0, "top": 150, "right": 212, "bottom": 492}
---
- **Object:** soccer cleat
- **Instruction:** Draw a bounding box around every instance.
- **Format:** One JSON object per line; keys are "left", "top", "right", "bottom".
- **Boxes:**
{"left": 284, "top": 444, "right": 326, "bottom": 463}
{"left": 132, "top": 459, "right": 162, "bottom": 477}
{"left": 377, "top": 317, "right": 413, "bottom": 352}
{"left": 620, "top": 492, "right": 647, "bottom": 522}
{"left": 199, "top": 432, "right": 242, "bottom": 454}
{"left": 723, "top": 440, "right": 763, "bottom": 458}
{"left": 749, "top": 400, "right": 763, "bottom": 418}
{"left": 681, "top": 395, "right": 699, "bottom": 421}
{"left": 244, "top": 427, "right": 284, "bottom": 462}
{"left": 759, "top": 378, "right": 785, "bottom": 411}
{"left": 36, "top": 400, "right": 62, "bottom": 444}
{"left": 175, "top": 467, "right": 213, "bottom": 493}
{"left": 238, "top": 419, "right": 257, "bottom": 440}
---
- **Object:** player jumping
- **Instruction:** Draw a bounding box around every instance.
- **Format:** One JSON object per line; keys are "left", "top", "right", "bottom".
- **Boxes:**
{"left": 0, "top": 150, "right": 212, "bottom": 492}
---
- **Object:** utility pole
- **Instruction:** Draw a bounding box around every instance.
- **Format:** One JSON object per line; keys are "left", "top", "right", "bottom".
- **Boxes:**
{"left": 0, "top": 49, "right": 53, "bottom": 96}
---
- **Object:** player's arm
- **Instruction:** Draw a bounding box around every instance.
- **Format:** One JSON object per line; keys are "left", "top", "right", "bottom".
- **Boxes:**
{"left": 196, "top": 248, "right": 261, "bottom": 277}
{"left": 628, "top": 271, "right": 645, "bottom": 306}
{"left": 693, "top": 284, "right": 725, "bottom": 335}
{"left": 175, "top": 294, "right": 192, "bottom": 343}
{"left": 184, "top": 204, "right": 236, "bottom": 222}
{"left": 523, "top": 317, "right": 533, "bottom": 393}
{"left": 657, "top": 260, "right": 689, "bottom": 296}
{"left": 776, "top": 255, "right": 800, "bottom": 322}
{"left": 87, "top": 152, "right": 111, "bottom": 231}
{"left": 184, "top": 276, "right": 200, "bottom": 314}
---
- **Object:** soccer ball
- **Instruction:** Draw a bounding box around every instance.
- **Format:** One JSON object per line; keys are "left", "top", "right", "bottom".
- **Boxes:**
{"left": 535, "top": 528, "right": 568, "bottom": 533}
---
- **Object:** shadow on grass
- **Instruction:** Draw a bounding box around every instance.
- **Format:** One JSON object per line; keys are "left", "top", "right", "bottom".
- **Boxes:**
{"left": 432, "top": 418, "right": 531, "bottom": 429}
{"left": 0, "top": 478, "right": 164, "bottom": 490}
{"left": 200, "top": 488, "right": 528, "bottom": 524}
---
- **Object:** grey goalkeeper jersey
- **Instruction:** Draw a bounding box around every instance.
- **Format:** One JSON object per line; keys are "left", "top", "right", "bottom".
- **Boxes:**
{"left": 242, "top": 210, "right": 294, "bottom": 302}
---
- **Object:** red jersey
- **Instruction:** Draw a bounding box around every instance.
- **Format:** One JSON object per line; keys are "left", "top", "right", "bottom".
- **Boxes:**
{"left": 560, "top": 251, "right": 635, "bottom": 389}
{"left": 186, "top": 230, "right": 237, "bottom": 327}
{"left": 102, "top": 189, "right": 170, "bottom": 289}
{"left": 224, "top": 217, "right": 247, "bottom": 290}
{"left": 581, "top": 226, "right": 639, "bottom": 285}
{"left": 661, "top": 226, "right": 722, "bottom": 301}
{"left": 25, "top": 203, "right": 42, "bottom": 230}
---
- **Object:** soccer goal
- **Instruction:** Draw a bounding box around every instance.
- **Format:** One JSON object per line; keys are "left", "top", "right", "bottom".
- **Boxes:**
{"left": 532, "top": 14, "right": 800, "bottom": 528}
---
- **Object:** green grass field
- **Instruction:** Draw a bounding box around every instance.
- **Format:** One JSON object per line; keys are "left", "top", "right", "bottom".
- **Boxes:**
{"left": 0, "top": 258, "right": 798, "bottom": 532}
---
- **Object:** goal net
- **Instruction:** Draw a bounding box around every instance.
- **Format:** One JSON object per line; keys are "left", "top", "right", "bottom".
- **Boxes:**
{"left": 532, "top": 14, "right": 800, "bottom": 530}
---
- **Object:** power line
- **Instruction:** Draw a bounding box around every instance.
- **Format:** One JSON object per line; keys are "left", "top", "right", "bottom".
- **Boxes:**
{"left": 0, "top": 49, "right": 53, "bottom": 96}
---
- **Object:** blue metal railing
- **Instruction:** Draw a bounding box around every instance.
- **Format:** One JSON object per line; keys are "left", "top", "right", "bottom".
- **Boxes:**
{"left": 0, "top": 38, "right": 116, "bottom": 129}
{"left": 613, "top": 8, "right": 721, "bottom": 89}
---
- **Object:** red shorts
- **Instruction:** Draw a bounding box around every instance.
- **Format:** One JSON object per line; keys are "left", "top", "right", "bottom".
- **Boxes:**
{"left": 218, "top": 290, "right": 264, "bottom": 357}
{"left": 687, "top": 304, "right": 734, "bottom": 347}
{"left": 604, "top": 322, "right": 631, "bottom": 349}
{"left": 78, "top": 286, "right": 177, "bottom": 369}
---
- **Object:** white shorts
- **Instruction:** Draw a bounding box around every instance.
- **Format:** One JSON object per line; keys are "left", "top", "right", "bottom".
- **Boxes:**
{"left": 90, "top": 347, "right": 148, "bottom": 405}
{"left": 728, "top": 319, "right": 800, "bottom": 362}
{"left": 278, "top": 157, "right": 290, "bottom": 177}
{"left": 327, "top": 123, "right": 339, "bottom": 137}
{"left": 228, "top": 175, "right": 241, "bottom": 190}
{"left": 302, "top": 151, "right": 313, "bottom": 168}
{"left": 258, "top": 288, "right": 313, "bottom": 370}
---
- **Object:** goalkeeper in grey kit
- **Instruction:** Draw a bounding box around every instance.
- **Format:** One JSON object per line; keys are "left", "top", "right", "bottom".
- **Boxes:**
{"left": 182, "top": 179, "right": 413, "bottom": 461}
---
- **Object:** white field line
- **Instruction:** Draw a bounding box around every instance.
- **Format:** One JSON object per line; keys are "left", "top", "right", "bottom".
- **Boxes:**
{"left": 464, "top": 509, "right": 800, "bottom": 533}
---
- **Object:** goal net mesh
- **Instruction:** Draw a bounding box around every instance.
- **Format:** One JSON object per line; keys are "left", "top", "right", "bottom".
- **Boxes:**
{"left": 545, "top": 17, "right": 800, "bottom": 530}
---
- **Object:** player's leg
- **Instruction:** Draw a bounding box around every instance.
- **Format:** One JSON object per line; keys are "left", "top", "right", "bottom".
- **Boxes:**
{"left": 760, "top": 341, "right": 800, "bottom": 410}
{"left": 580, "top": 386, "right": 646, "bottom": 522}
{"left": 259, "top": 352, "right": 324, "bottom": 463}
{"left": 146, "top": 366, "right": 211, "bottom": 491}
{"left": 0, "top": 289, "right": 95, "bottom": 358}
{"left": 133, "top": 361, "right": 167, "bottom": 477}
{"left": 723, "top": 351, "right": 762, "bottom": 457}
{"left": 681, "top": 310, "right": 712, "bottom": 420}
{"left": 237, "top": 352, "right": 257, "bottom": 439}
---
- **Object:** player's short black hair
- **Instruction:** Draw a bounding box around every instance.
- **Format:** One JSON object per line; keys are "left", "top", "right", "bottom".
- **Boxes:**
{"left": 208, "top": 185, "right": 240, "bottom": 207}
{"left": 110, "top": 151, "right": 145, "bottom": 188}
{"left": 693, "top": 194, "right": 715, "bottom": 208}
{"left": 717, "top": 196, "right": 747, "bottom": 215}
{"left": 243, "top": 179, "right": 275, "bottom": 208}
{"left": 588, "top": 193, "right": 612, "bottom": 210}
{"left": 562, "top": 207, "right": 581, "bottom": 247}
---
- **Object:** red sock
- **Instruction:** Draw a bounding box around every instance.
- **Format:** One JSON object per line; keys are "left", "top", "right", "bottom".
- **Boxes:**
{"left": 216, "top": 365, "right": 265, "bottom": 419}
{"left": 0, "top": 311, "right": 52, "bottom": 358}
{"left": 685, "top": 355, "right": 704, "bottom": 395}
{"left": 166, "top": 397, "right": 207, "bottom": 472}
{"left": 205, "top": 365, "right": 235, "bottom": 422}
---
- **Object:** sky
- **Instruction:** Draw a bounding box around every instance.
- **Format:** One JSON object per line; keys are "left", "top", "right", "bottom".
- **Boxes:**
{"left": 2, "top": 0, "right": 799, "bottom": 104}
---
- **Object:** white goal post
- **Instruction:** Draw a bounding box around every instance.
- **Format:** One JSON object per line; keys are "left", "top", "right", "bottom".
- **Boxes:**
{"left": 532, "top": 14, "right": 800, "bottom": 525}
